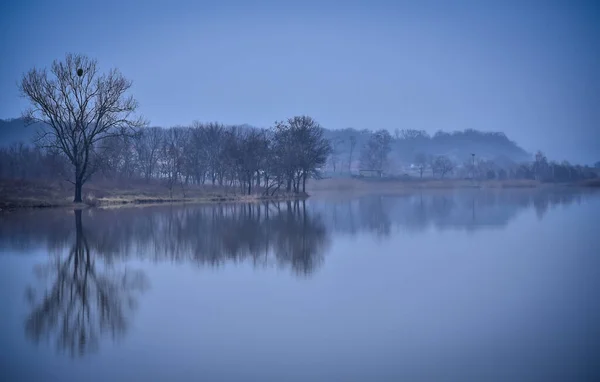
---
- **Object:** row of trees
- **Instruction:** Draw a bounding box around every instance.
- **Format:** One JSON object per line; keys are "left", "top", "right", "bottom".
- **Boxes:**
{"left": 8, "top": 53, "right": 598, "bottom": 202}
{"left": 408, "top": 150, "right": 598, "bottom": 182}
{"left": 3, "top": 122, "right": 594, "bottom": 189}
{"left": 328, "top": 128, "right": 597, "bottom": 182}
{"left": 324, "top": 127, "right": 531, "bottom": 171}
{"left": 1, "top": 118, "right": 331, "bottom": 198}
{"left": 16, "top": 54, "right": 330, "bottom": 201}
{"left": 100, "top": 117, "right": 331, "bottom": 195}
{"left": 328, "top": 129, "right": 512, "bottom": 178}
{"left": 0, "top": 144, "right": 69, "bottom": 180}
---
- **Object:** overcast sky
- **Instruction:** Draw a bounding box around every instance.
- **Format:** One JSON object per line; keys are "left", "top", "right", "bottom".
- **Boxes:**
{"left": 1, "top": 0, "right": 598, "bottom": 163}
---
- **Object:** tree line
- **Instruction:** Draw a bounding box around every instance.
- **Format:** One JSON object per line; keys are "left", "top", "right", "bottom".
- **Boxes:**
{"left": 325, "top": 127, "right": 598, "bottom": 183}
{"left": 2, "top": 121, "right": 596, "bottom": 191}
{"left": 0, "top": 118, "right": 331, "bottom": 198}
{"left": 4, "top": 53, "right": 598, "bottom": 203}
{"left": 100, "top": 117, "right": 330, "bottom": 196}
{"left": 325, "top": 127, "right": 531, "bottom": 172}
{"left": 14, "top": 54, "right": 330, "bottom": 201}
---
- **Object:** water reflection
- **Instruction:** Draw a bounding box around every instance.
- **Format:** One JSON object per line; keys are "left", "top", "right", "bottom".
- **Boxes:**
{"left": 0, "top": 189, "right": 596, "bottom": 360}
{"left": 24, "top": 210, "right": 148, "bottom": 357}
{"left": 0, "top": 189, "right": 592, "bottom": 259}
{"left": 312, "top": 188, "right": 592, "bottom": 237}
{"left": 0, "top": 189, "right": 592, "bottom": 258}
{"left": 78, "top": 200, "right": 331, "bottom": 275}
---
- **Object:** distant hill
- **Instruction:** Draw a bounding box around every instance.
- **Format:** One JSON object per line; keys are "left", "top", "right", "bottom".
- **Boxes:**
{"left": 325, "top": 128, "right": 531, "bottom": 166}
{"left": 0, "top": 118, "right": 43, "bottom": 147}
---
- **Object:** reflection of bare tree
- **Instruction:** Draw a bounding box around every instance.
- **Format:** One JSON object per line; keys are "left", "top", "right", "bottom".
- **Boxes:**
{"left": 25, "top": 210, "right": 148, "bottom": 357}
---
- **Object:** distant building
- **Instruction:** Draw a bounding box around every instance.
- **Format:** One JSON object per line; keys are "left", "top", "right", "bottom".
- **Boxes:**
{"left": 359, "top": 169, "right": 382, "bottom": 178}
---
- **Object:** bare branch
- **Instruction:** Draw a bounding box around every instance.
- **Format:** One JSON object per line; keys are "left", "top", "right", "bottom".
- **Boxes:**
{"left": 19, "top": 53, "right": 146, "bottom": 202}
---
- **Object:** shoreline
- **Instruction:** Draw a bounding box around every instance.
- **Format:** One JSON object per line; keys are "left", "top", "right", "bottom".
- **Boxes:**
{"left": 0, "top": 193, "right": 310, "bottom": 212}
{"left": 1, "top": 177, "right": 599, "bottom": 211}
{"left": 307, "top": 177, "right": 600, "bottom": 193}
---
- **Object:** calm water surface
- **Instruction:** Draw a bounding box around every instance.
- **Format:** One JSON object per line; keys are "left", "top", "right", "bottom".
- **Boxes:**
{"left": 1, "top": 189, "right": 599, "bottom": 381}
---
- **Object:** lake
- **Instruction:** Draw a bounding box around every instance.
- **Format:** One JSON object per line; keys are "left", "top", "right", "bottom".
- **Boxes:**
{"left": 1, "top": 188, "right": 599, "bottom": 381}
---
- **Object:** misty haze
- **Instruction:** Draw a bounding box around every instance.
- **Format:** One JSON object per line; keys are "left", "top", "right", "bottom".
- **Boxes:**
{"left": 1, "top": 1, "right": 599, "bottom": 382}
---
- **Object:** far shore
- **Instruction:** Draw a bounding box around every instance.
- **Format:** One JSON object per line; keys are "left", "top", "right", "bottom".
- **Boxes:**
{"left": 307, "top": 176, "right": 600, "bottom": 193}
{"left": 1, "top": 177, "right": 599, "bottom": 211}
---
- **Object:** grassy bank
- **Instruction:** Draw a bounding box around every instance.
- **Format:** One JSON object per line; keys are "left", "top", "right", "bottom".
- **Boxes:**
{"left": 0, "top": 179, "right": 307, "bottom": 211}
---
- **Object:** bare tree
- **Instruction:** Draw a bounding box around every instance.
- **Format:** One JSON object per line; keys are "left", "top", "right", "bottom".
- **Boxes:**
{"left": 414, "top": 153, "right": 428, "bottom": 178}
{"left": 433, "top": 155, "right": 454, "bottom": 178}
{"left": 533, "top": 150, "right": 549, "bottom": 181}
{"left": 98, "top": 135, "right": 137, "bottom": 180}
{"left": 477, "top": 159, "right": 497, "bottom": 180}
{"left": 160, "top": 127, "right": 188, "bottom": 197}
{"left": 328, "top": 137, "right": 344, "bottom": 173}
{"left": 360, "top": 129, "right": 391, "bottom": 171}
{"left": 133, "top": 127, "right": 162, "bottom": 181}
{"left": 272, "top": 116, "right": 331, "bottom": 193}
{"left": 199, "top": 122, "right": 226, "bottom": 185}
{"left": 291, "top": 116, "right": 331, "bottom": 193}
{"left": 348, "top": 135, "right": 356, "bottom": 174}
{"left": 233, "top": 128, "right": 268, "bottom": 195}
{"left": 19, "top": 53, "right": 145, "bottom": 202}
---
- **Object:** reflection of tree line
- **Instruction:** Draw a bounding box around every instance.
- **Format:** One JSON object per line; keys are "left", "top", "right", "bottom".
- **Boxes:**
{"left": 84, "top": 200, "right": 330, "bottom": 275}
{"left": 0, "top": 190, "right": 592, "bottom": 358}
{"left": 4, "top": 201, "right": 330, "bottom": 357}
{"left": 1, "top": 201, "right": 331, "bottom": 274}
{"left": 312, "top": 188, "right": 591, "bottom": 237}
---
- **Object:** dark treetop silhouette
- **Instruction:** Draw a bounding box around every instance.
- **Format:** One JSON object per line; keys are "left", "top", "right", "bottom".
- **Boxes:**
{"left": 19, "top": 53, "right": 146, "bottom": 202}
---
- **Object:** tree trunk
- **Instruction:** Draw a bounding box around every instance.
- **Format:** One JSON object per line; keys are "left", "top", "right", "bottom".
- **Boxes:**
{"left": 74, "top": 178, "right": 83, "bottom": 203}
{"left": 348, "top": 152, "right": 353, "bottom": 174}
{"left": 302, "top": 173, "right": 307, "bottom": 193}
{"left": 75, "top": 209, "right": 83, "bottom": 240}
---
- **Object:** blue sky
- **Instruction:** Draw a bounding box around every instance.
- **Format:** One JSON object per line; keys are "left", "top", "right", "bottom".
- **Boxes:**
{"left": 1, "top": 0, "right": 598, "bottom": 163}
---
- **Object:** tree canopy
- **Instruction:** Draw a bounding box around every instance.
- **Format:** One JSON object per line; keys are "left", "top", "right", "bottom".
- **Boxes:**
{"left": 19, "top": 53, "right": 145, "bottom": 202}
